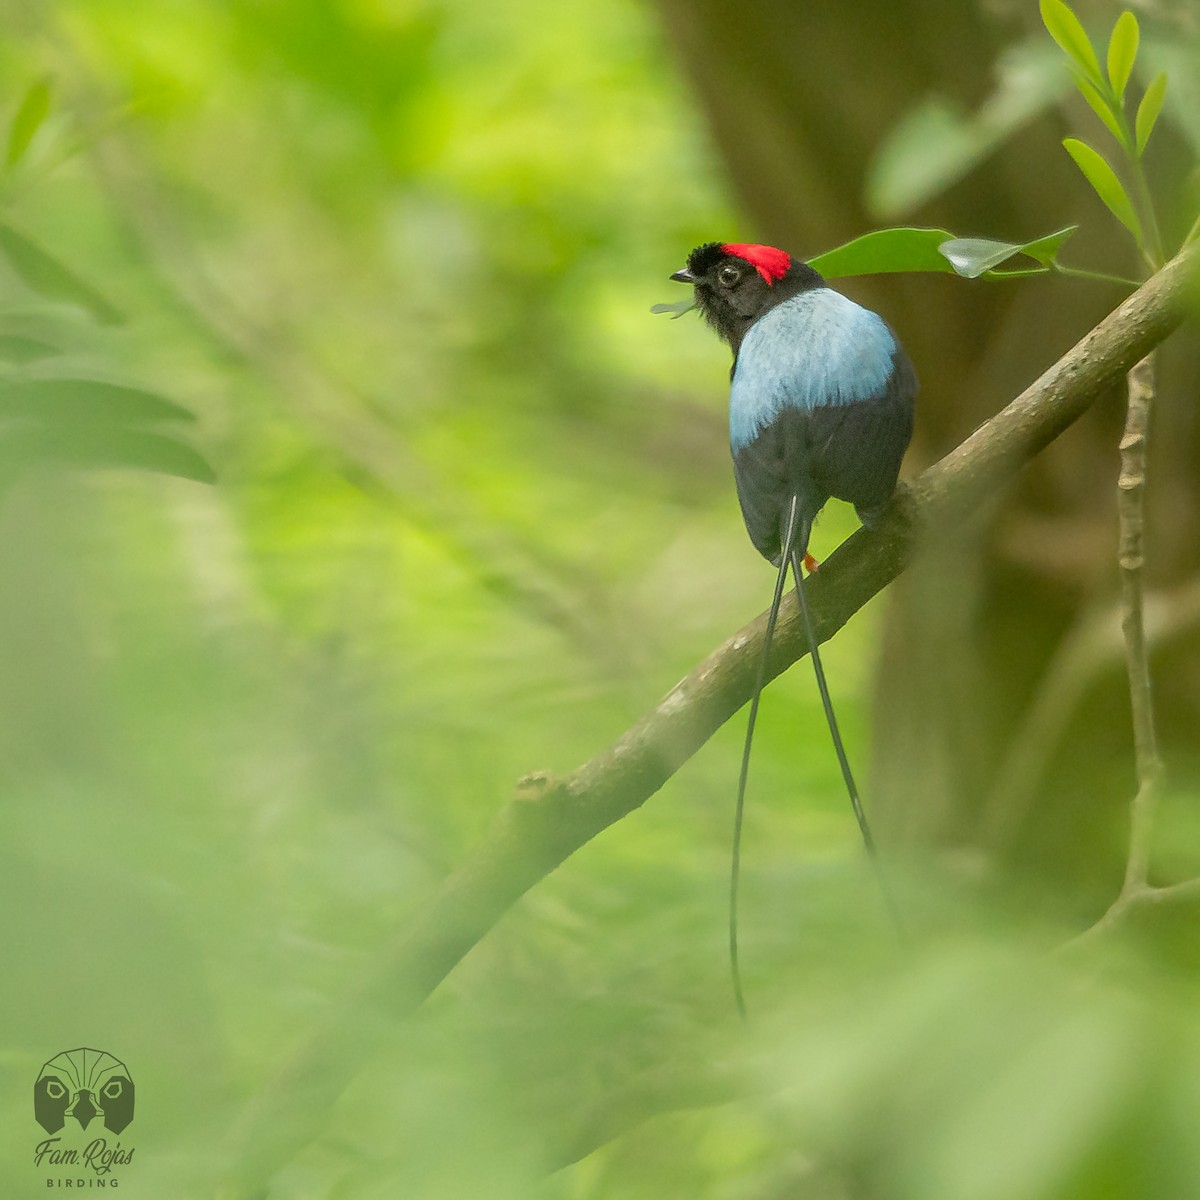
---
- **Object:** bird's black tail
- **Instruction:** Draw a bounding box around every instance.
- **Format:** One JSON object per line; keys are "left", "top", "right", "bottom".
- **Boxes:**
{"left": 788, "top": 535, "right": 906, "bottom": 940}
{"left": 730, "top": 495, "right": 904, "bottom": 1018}
{"left": 787, "top": 538, "right": 877, "bottom": 857}
{"left": 729, "top": 499, "right": 797, "bottom": 1020}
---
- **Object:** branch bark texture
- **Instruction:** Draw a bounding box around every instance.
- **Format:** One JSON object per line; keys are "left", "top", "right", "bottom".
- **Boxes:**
{"left": 220, "top": 245, "right": 1200, "bottom": 1198}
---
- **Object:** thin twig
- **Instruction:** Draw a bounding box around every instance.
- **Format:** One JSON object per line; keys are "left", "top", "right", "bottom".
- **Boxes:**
{"left": 1117, "top": 353, "right": 1164, "bottom": 894}
{"left": 1060, "top": 877, "right": 1200, "bottom": 953}
{"left": 1075, "top": 352, "right": 1172, "bottom": 940}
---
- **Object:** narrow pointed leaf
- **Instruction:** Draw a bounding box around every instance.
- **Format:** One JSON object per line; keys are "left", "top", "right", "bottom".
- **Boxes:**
{"left": 1062, "top": 138, "right": 1143, "bottom": 243}
{"left": 6, "top": 77, "right": 52, "bottom": 168}
{"left": 0, "top": 425, "right": 215, "bottom": 484}
{"left": 1077, "top": 76, "right": 1127, "bottom": 148}
{"left": 1135, "top": 72, "right": 1168, "bottom": 156}
{"left": 807, "top": 227, "right": 959, "bottom": 277}
{"left": 1040, "top": 0, "right": 1103, "bottom": 87}
{"left": 1106, "top": 11, "right": 1139, "bottom": 98}
{"left": 0, "top": 222, "right": 123, "bottom": 324}
{"left": 1015, "top": 224, "right": 1078, "bottom": 265}
{"left": 0, "top": 334, "right": 57, "bottom": 363}
{"left": 0, "top": 379, "right": 195, "bottom": 425}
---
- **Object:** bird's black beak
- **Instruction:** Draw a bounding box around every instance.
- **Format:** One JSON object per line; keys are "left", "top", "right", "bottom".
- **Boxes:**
{"left": 670, "top": 267, "right": 698, "bottom": 284}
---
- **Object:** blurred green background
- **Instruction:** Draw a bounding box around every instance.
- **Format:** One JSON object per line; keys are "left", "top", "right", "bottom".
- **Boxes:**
{"left": 1, "top": 1, "right": 1199, "bottom": 1197}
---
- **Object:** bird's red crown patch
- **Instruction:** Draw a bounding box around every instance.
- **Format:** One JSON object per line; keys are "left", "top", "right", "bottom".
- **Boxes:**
{"left": 720, "top": 243, "right": 791, "bottom": 285}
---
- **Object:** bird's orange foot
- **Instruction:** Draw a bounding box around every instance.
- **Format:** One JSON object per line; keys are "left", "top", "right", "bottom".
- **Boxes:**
{"left": 803, "top": 552, "right": 820, "bottom": 574}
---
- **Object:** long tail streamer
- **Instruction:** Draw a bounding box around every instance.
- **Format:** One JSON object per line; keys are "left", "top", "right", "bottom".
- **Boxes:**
{"left": 730, "top": 496, "right": 905, "bottom": 1019}
{"left": 729, "top": 499, "right": 798, "bottom": 1020}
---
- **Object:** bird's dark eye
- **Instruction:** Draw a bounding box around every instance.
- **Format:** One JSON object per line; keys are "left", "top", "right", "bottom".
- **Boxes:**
{"left": 718, "top": 264, "right": 741, "bottom": 287}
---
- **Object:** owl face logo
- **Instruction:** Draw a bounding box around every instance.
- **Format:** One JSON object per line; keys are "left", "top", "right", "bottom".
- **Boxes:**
{"left": 34, "top": 1048, "right": 134, "bottom": 1136}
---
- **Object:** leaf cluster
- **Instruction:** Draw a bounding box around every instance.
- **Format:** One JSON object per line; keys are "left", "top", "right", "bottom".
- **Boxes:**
{"left": 0, "top": 79, "right": 213, "bottom": 490}
{"left": 1041, "top": 0, "right": 1174, "bottom": 266}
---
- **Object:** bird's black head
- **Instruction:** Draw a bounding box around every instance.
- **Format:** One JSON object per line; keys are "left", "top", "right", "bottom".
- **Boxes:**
{"left": 671, "top": 242, "right": 824, "bottom": 353}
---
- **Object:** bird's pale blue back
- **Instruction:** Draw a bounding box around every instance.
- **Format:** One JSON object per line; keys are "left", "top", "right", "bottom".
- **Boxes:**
{"left": 729, "top": 288, "right": 899, "bottom": 453}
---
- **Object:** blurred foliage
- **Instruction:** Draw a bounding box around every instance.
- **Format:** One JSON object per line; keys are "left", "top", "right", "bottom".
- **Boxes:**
{"left": 0, "top": 1, "right": 1197, "bottom": 1199}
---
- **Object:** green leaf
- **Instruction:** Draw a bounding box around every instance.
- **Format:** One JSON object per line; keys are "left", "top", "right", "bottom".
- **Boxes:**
{"left": 0, "top": 379, "right": 195, "bottom": 425}
{"left": 0, "top": 222, "right": 124, "bottom": 325}
{"left": 1135, "top": 72, "right": 1167, "bottom": 156}
{"left": 1062, "top": 138, "right": 1144, "bottom": 243}
{"left": 1015, "top": 225, "right": 1079, "bottom": 265}
{"left": 939, "top": 239, "right": 1027, "bottom": 278}
{"left": 1077, "top": 76, "right": 1127, "bottom": 148}
{"left": 0, "top": 425, "right": 215, "bottom": 484}
{"left": 1106, "top": 11, "right": 1139, "bottom": 98}
{"left": 6, "top": 77, "right": 52, "bottom": 168}
{"left": 0, "top": 334, "right": 57, "bottom": 363}
{"left": 1040, "top": 0, "right": 1104, "bottom": 87}
{"left": 807, "top": 228, "right": 959, "bottom": 277}
{"left": 808, "top": 225, "right": 1078, "bottom": 281}
{"left": 938, "top": 227, "right": 1076, "bottom": 278}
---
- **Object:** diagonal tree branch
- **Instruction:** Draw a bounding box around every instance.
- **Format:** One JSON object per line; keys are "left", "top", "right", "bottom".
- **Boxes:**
{"left": 219, "top": 244, "right": 1199, "bottom": 1199}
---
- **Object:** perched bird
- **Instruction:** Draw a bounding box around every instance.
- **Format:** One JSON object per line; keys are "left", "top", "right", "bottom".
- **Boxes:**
{"left": 670, "top": 241, "right": 916, "bottom": 1014}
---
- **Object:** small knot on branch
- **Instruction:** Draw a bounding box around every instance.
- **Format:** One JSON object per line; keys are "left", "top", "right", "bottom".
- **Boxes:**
{"left": 514, "top": 769, "right": 558, "bottom": 802}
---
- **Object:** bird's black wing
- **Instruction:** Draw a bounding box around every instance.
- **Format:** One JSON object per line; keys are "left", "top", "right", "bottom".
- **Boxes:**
{"left": 807, "top": 347, "right": 917, "bottom": 525}
{"left": 732, "top": 408, "right": 825, "bottom": 563}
